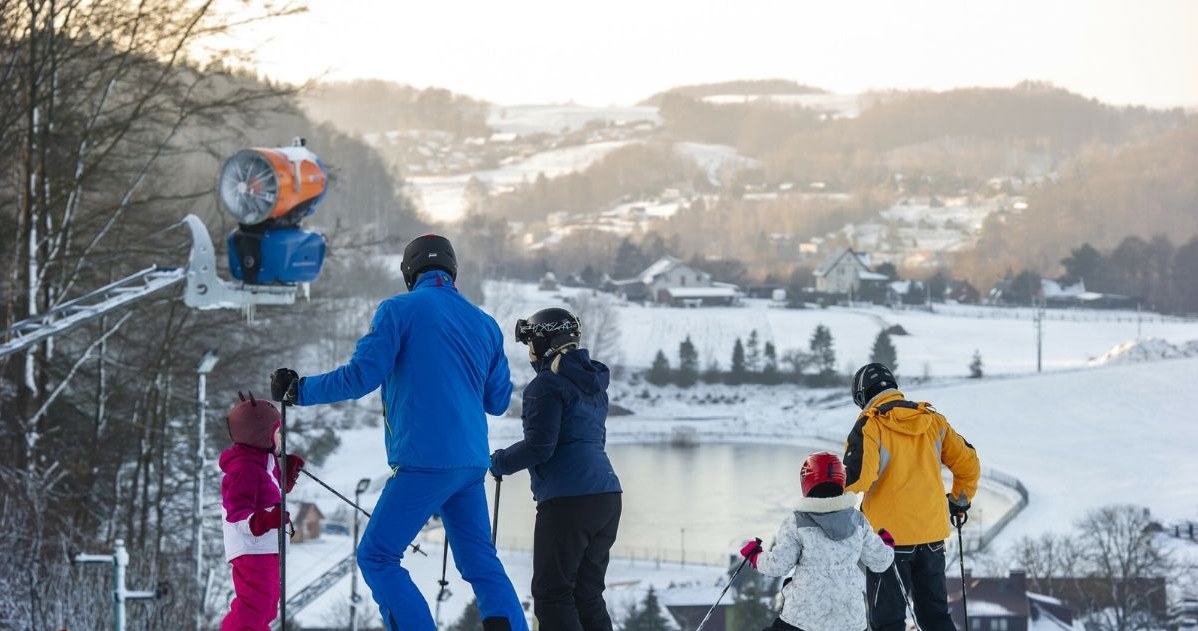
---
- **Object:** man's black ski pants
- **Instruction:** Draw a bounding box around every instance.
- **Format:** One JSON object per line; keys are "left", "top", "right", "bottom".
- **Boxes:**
{"left": 531, "top": 492, "right": 622, "bottom": 631}
{"left": 868, "top": 541, "right": 957, "bottom": 631}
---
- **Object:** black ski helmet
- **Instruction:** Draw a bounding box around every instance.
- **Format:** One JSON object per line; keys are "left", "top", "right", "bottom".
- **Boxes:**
{"left": 515, "top": 307, "right": 582, "bottom": 360}
{"left": 401, "top": 234, "right": 457, "bottom": 290}
{"left": 852, "top": 362, "right": 898, "bottom": 409}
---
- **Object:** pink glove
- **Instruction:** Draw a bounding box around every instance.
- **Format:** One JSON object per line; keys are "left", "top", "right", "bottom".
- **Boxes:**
{"left": 739, "top": 539, "right": 763, "bottom": 569}
{"left": 878, "top": 528, "right": 895, "bottom": 548}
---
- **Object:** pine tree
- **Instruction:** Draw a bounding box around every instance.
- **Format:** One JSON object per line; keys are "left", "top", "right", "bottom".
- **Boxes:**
{"left": 969, "top": 349, "right": 984, "bottom": 379}
{"left": 746, "top": 329, "right": 761, "bottom": 372}
{"left": 447, "top": 599, "right": 482, "bottom": 630}
{"left": 809, "top": 325, "right": 836, "bottom": 375}
{"left": 647, "top": 350, "right": 672, "bottom": 386}
{"left": 613, "top": 237, "right": 650, "bottom": 280}
{"left": 677, "top": 336, "right": 699, "bottom": 388}
{"left": 763, "top": 341, "right": 780, "bottom": 384}
{"left": 870, "top": 330, "right": 898, "bottom": 374}
{"left": 728, "top": 579, "right": 777, "bottom": 630}
{"left": 622, "top": 586, "right": 672, "bottom": 631}
{"left": 728, "top": 338, "right": 747, "bottom": 385}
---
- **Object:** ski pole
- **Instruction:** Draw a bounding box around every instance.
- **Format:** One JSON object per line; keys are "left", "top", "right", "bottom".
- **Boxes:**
{"left": 891, "top": 563, "right": 923, "bottom": 631}
{"left": 954, "top": 514, "right": 969, "bottom": 631}
{"left": 436, "top": 527, "right": 452, "bottom": 608}
{"left": 694, "top": 538, "right": 760, "bottom": 631}
{"left": 491, "top": 475, "right": 502, "bottom": 547}
{"left": 298, "top": 469, "right": 427, "bottom": 556}
{"left": 278, "top": 402, "right": 289, "bottom": 628}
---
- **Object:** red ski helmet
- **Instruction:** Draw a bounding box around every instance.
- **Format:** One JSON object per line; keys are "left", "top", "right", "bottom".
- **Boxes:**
{"left": 800, "top": 451, "right": 847, "bottom": 497}
{"left": 227, "top": 392, "right": 281, "bottom": 451}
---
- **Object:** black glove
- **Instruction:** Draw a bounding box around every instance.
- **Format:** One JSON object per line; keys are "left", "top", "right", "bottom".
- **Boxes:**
{"left": 947, "top": 493, "right": 970, "bottom": 526}
{"left": 271, "top": 368, "right": 300, "bottom": 404}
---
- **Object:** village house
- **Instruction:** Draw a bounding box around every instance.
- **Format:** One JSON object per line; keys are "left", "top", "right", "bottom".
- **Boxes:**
{"left": 949, "top": 570, "right": 1082, "bottom": 631}
{"left": 813, "top": 247, "right": 888, "bottom": 295}
{"left": 607, "top": 256, "right": 741, "bottom": 306}
{"left": 290, "top": 501, "right": 325, "bottom": 544}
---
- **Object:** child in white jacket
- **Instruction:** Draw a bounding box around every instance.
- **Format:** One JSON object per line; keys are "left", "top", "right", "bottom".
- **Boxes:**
{"left": 740, "top": 451, "right": 895, "bottom": 631}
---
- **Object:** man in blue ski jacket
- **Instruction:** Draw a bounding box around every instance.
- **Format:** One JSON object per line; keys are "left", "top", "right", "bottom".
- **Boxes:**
{"left": 271, "top": 234, "right": 526, "bottom": 631}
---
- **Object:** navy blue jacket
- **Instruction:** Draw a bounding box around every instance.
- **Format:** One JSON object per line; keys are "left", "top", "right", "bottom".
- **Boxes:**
{"left": 297, "top": 272, "right": 512, "bottom": 470}
{"left": 490, "top": 349, "right": 622, "bottom": 503}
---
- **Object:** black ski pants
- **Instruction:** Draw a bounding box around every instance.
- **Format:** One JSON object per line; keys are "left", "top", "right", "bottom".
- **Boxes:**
{"left": 868, "top": 541, "right": 957, "bottom": 631}
{"left": 532, "top": 492, "right": 622, "bottom": 631}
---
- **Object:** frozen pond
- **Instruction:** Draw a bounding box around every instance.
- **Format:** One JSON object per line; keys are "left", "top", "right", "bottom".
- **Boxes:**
{"left": 486, "top": 442, "right": 1014, "bottom": 565}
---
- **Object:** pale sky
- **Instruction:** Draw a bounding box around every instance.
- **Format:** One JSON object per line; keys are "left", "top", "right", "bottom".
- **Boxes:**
{"left": 234, "top": 0, "right": 1198, "bottom": 108}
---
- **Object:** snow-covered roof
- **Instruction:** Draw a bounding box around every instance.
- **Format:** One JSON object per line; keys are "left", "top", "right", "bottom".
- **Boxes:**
{"left": 1042, "top": 278, "right": 1086, "bottom": 297}
{"left": 967, "top": 600, "right": 1020, "bottom": 617}
{"left": 858, "top": 270, "right": 889, "bottom": 281}
{"left": 665, "top": 287, "right": 740, "bottom": 299}
{"left": 890, "top": 280, "right": 912, "bottom": 294}
{"left": 639, "top": 256, "right": 685, "bottom": 283}
{"left": 814, "top": 247, "right": 870, "bottom": 277}
{"left": 1027, "top": 592, "right": 1064, "bottom": 606}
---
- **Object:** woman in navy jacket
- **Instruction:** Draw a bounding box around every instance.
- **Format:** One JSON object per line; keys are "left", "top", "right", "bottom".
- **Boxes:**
{"left": 491, "top": 307, "right": 623, "bottom": 631}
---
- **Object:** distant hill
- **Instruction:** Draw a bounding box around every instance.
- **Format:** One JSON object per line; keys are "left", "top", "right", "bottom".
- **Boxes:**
{"left": 957, "top": 119, "right": 1198, "bottom": 287}
{"left": 301, "top": 80, "right": 491, "bottom": 138}
{"left": 652, "top": 82, "right": 1187, "bottom": 189}
{"left": 640, "top": 79, "right": 827, "bottom": 106}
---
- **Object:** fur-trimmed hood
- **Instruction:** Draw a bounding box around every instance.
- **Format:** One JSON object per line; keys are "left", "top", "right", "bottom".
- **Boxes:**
{"left": 794, "top": 493, "right": 862, "bottom": 541}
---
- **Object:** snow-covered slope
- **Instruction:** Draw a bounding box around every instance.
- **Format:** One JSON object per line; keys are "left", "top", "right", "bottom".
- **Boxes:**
{"left": 804, "top": 358, "right": 1195, "bottom": 544}
{"left": 408, "top": 140, "right": 638, "bottom": 223}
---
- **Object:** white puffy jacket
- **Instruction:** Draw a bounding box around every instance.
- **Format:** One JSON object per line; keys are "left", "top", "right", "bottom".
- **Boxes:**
{"left": 754, "top": 493, "right": 894, "bottom": 631}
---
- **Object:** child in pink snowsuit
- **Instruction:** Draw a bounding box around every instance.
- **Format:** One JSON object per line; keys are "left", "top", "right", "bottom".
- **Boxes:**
{"left": 219, "top": 393, "right": 304, "bottom": 631}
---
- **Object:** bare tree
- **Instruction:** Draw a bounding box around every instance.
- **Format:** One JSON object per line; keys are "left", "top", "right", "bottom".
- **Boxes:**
{"left": 569, "top": 290, "right": 623, "bottom": 367}
{"left": 1076, "top": 505, "right": 1171, "bottom": 631}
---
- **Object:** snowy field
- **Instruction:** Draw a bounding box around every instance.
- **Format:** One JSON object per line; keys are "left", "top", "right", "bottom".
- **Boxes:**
{"left": 487, "top": 104, "right": 659, "bottom": 136}
{"left": 408, "top": 140, "right": 637, "bottom": 222}
{"left": 489, "top": 282, "right": 1198, "bottom": 376}
{"left": 701, "top": 93, "right": 863, "bottom": 118}
{"left": 673, "top": 142, "right": 762, "bottom": 182}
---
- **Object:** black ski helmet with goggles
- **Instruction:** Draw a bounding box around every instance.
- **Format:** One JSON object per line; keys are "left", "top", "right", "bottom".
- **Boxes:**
{"left": 515, "top": 307, "right": 582, "bottom": 361}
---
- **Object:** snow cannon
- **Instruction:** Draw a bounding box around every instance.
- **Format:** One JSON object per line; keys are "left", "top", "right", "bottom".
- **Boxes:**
{"left": 218, "top": 138, "right": 328, "bottom": 285}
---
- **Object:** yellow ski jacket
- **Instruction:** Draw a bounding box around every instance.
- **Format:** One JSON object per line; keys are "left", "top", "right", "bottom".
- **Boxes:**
{"left": 843, "top": 390, "right": 980, "bottom": 546}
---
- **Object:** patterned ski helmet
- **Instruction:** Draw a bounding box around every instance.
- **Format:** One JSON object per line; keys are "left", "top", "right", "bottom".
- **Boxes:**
{"left": 514, "top": 307, "right": 582, "bottom": 361}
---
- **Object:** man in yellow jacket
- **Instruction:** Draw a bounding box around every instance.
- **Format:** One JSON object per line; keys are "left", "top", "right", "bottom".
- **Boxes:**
{"left": 843, "top": 363, "right": 980, "bottom": 631}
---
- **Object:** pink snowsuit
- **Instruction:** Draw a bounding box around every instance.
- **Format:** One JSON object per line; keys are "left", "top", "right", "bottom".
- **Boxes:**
{"left": 219, "top": 443, "right": 286, "bottom": 631}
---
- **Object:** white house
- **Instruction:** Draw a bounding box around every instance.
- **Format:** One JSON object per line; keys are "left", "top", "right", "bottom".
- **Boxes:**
{"left": 608, "top": 256, "right": 741, "bottom": 305}
{"left": 814, "top": 247, "right": 884, "bottom": 293}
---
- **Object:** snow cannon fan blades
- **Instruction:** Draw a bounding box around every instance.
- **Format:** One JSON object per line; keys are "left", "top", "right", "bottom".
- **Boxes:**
{"left": 219, "top": 138, "right": 328, "bottom": 286}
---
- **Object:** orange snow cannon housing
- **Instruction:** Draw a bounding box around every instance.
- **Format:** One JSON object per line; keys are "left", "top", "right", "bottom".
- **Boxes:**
{"left": 218, "top": 141, "right": 328, "bottom": 226}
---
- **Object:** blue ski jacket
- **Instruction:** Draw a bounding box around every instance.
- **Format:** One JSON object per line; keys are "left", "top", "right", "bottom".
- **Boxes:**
{"left": 490, "top": 348, "right": 622, "bottom": 503}
{"left": 297, "top": 272, "right": 512, "bottom": 470}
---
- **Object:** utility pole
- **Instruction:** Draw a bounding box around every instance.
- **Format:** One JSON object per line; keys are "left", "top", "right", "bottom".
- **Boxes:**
{"left": 680, "top": 528, "right": 686, "bottom": 567}
{"left": 349, "top": 478, "right": 371, "bottom": 631}
{"left": 194, "top": 350, "right": 219, "bottom": 631}
{"left": 1034, "top": 299, "right": 1044, "bottom": 373}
